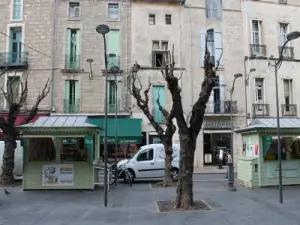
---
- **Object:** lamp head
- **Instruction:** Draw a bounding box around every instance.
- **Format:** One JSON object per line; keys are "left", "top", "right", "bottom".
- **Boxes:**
{"left": 249, "top": 68, "right": 256, "bottom": 73}
{"left": 96, "top": 24, "right": 110, "bottom": 35}
{"left": 287, "top": 31, "right": 300, "bottom": 41}
{"left": 86, "top": 58, "right": 93, "bottom": 64}
{"left": 234, "top": 73, "right": 243, "bottom": 78}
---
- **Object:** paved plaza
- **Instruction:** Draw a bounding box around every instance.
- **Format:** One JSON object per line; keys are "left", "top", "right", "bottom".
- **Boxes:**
{"left": 0, "top": 177, "right": 300, "bottom": 225}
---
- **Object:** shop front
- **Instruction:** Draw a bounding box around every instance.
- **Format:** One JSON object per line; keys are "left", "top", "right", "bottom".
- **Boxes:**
{"left": 17, "top": 116, "right": 101, "bottom": 190}
{"left": 202, "top": 119, "right": 232, "bottom": 166}
{"left": 86, "top": 117, "right": 142, "bottom": 162}
{"left": 236, "top": 118, "right": 300, "bottom": 188}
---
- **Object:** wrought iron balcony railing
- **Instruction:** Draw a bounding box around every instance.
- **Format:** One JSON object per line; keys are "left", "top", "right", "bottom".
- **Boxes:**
{"left": 250, "top": 44, "right": 267, "bottom": 57}
{"left": 278, "top": 46, "right": 294, "bottom": 59}
{"left": 205, "top": 101, "right": 237, "bottom": 114}
{"left": 281, "top": 104, "right": 297, "bottom": 117}
{"left": 65, "top": 55, "right": 81, "bottom": 70}
{"left": 107, "top": 54, "right": 120, "bottom": 71}
{"left": 252, "top": 103, "right": 269, "bottom": 117}
{"left": 64, "top": 98, "right": 80, "bottom": 113}
{"left": 0, "top": 52, "right": 29, "bottom": 68}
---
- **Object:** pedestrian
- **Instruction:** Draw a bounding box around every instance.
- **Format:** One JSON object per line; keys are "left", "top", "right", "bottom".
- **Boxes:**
{"left": 225, "top": 151, "right": 233, "bottom": 179}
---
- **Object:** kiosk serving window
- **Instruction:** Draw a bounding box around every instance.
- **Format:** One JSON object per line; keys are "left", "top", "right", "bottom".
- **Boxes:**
{"left": 28, "top": 138, "right": 56, "bottom": 162}
{"left": 263, "top": 136, "right": 300, "bottom": 161}
{"left": 60, "top": 137, "right": 88, "bottom": 162}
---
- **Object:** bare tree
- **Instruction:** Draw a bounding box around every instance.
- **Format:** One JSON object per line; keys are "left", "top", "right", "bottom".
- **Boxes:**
{"left": 0, "top": 73, "right": 50, "bottom": 184}
{"left": 162, "top": 43, "right": 222, "bottom": 209}
{"left": 129, "top": 63, "right": 176, "bottom": 186}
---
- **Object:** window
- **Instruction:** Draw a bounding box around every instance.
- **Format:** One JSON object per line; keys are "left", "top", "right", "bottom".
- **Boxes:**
{"left": 64, "top": 80, "right": 79, "bottom": 113}
{"left": 10, "top": 27, "right": 22, "bottom": 64}
{"left": 61, "top": 137, "right": 88, "bottom": 162}
{"left": 279, "top": 23, "right": 292, "bottom": 58}
{"left": 107, "top": 80, "right": 121, "bottom": 113}
{"left": 251, "top": 20, "right": 265, "bottom": 56}
{"left": 152, "top": 85, "right": 165, "bottom": 123}
{"left": 152, "top": 41, "right": 169, "bottom": 67}
{"left": 12, "top": 0, "right": 22, "bottom": 20}
{"left": 149, "top": 14, "right": 155, "bottom": 25}
{"left": 69, "top": 2, "right": 80, "bottom": 19}
{"left": 108, "top": 3, "right": 120, "bottom": 20}
{"left": 165, "top": 14, "right": 172, "bottom": 25}
{"left": 283, "top": 79, "right": 292, "bottom": 108}
{"left": 255, "top": 78, "right": 264, "bottom": 104}
{"left": 137, "top": 149, "right": 154, "bottom": 161}
{"left": 66, "top": 29, "right": 81, "bottom": 69}
{"left": 205, "top": 0, "right": 222, "bottom": 20}
{"left": 7, "top": 76, "right": 20, "bottom": 104}
{"left": 107, "top": 30, "right": 120, "bottom": 70}
{"left": 28, "top": 138, "right": 56, "bottom": 162}
{"left": 200, "top": 29, "right": 223, "bottom": 67}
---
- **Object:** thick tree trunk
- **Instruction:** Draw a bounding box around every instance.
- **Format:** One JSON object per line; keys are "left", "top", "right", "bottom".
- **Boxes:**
{"left": 175, "top": 134, "right": 195, "bottom": 209}
{"left": 163, "top": 142, "right": 173, "bottom": 187}
{"left": 0, "top": 133, "right": 17, "bottom": 185}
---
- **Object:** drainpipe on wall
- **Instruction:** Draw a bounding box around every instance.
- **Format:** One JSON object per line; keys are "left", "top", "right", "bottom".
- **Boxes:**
{"left": 50, "top": 0, "right": 57, "bottom": 112}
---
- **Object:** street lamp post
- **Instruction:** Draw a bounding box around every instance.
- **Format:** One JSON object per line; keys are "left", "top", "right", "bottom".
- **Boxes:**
{"left": 110, "top": 65, "right": 120, "bottom": 186}
{"left": 228, "top": 73, "right": 243, "bottom": 192}
{"left": 244, "top": 68, "right": 256, "bottom": 125}
{"left": 268, "top": 31, "right": 300, "bottom": 204}
{"left": 96, "top": 24, "right": 110, "bottom": 207}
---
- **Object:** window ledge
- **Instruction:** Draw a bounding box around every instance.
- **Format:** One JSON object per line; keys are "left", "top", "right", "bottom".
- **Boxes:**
{"left": 68, "top": 18, "right": 81, "bottom": 21}
{"left": 10, "top": 18, "right": 23, "bottom": 22}
{"left": 107, "top": 18, "right": 121, "bottom": 22}
{"left": 201, "top": 66, "right": 225, "bottom": 71}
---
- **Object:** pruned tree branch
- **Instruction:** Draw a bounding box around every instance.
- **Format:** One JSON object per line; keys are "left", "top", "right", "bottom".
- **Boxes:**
{"left": 21, "top": 78, "right": 51, "bottom": 125}
{"left": 156, "top": 91, "right": 169, "bottom": 119}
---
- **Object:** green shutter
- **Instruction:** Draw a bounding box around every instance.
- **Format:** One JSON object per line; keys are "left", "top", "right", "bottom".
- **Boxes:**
{"left": 74, "top": 80, "right": 79, "bottom": 102}
{"left": 152, "top": 85, "right": 165, "bottom": 123}
{"left": 65, "top": 80, "right": 70, "bottom": 113}
{"left": 66, "top": 29, "right": 71, "bottom": 68}
{"left": 107, "top": 30, "right": 120, "bottom": 55}
{"left": 75, "top": 30, "right": 81, "bottom": 69}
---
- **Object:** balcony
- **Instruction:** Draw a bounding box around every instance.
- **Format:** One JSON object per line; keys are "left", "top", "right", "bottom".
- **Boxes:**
{"left": 64, "top": 55, "right": 81, "bottom": 70}
{"left": 106, "top": 54, "right": 120, "bottom": 71}
{"left": 107, "top": 98, "right": 130, "bottom": 113}
{"left": 250, "top": 44, "right": 267, "bottom": 57}
{"left": 0, "top": 52, "right": 29, "bottom": 69}
{"left": 205, "top": 101, "right": 237, "bottom": 115}
{"left": 252, "top": 103, "right": 269, "bottom": 117}
{"left": 278, "top": 46, "right": 294, "bottom": 59}
{"left": 64, "top": 99, "right": 80, "bottom": 113}
{"left": 281, "top": 104, "right": 297, "bottom": 117}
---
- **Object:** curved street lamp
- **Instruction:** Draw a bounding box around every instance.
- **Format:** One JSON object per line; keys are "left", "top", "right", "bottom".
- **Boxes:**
{"left": 228, "top": 73, "right": 243, "bottom": 192}
{"left": 96, "top": 24, "right": 110, "bottom": 207}
{"left": 268, "top": 30, "right": 300, "bottom": 204}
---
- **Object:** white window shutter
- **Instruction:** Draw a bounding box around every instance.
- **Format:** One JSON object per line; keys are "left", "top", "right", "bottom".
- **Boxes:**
{"left": 200, "top": 29, "right": 207, "bottom": 67}
{"left": 213, "top": 29, "right": 223, "bottom": 68}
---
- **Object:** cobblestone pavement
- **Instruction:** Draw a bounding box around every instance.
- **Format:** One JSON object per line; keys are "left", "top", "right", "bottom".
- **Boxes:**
{"left": 0, "top": 179, "right": 300, "bottom": 225}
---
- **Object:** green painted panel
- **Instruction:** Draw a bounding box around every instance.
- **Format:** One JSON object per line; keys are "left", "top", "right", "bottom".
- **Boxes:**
{"left": 23, "top": 162, "right": 93, "bottom": 190}
{"left": 87, "top": 118, "right": 142, "bottom": 144}
{"left": 107, "top": 30, "right": 120, "bottom": 55}
{"left": 75, "top": 30, "right": 81, "bottom": 69}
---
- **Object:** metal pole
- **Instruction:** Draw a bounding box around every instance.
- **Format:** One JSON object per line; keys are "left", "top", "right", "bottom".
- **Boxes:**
{"left": 114, "top": 72, "right": 118, "bottom": 186}
{"left": 103, "top": 34, "right": 109, "bottom": 207}
{"left": 274, "top": 68, "right": 283, "bottom": 203}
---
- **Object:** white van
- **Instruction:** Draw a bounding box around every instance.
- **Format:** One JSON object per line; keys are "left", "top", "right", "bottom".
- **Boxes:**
{"left": 0, "top": 141, "right": 23, "bottom": 179}
{"left": 117, "top": 144, "right": 180, "bottom": 181}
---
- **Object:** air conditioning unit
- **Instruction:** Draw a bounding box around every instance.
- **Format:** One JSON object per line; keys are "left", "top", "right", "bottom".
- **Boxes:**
{"left": 279, "top": 0, "right": 287, "bottom": 4}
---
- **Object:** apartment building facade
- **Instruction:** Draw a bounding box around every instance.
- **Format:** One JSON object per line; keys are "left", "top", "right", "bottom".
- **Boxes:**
{"left": 0, "top": 0, "right": 52, "bottom": 140}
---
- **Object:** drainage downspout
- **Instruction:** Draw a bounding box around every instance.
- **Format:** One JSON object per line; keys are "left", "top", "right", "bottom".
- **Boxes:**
{"left": 50, "top": 0, "right": 57, "bottom": 112}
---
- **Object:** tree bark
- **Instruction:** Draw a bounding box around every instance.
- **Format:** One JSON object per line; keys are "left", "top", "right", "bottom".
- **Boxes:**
{"left": 1, "top": 133, "right": 17, "bottom": 185}
{"left": 163, "top": 140, "right": 173, "bottom": 186}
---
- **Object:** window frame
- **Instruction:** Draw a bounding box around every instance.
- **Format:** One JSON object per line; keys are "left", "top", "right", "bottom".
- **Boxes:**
{"left": 205, "top": 0, "right": 222, "bottom": 20}
{"left": 107, "top": 2, "right": 120, "bottom": 21}
{"left": 136, "top": 148, "right": 154, "bottom": 162}
{"left": 165, "top": 14, "right": 172, "bottom": 25}
{"left": 69, "top": 2, "right": 81, "bottom": 20}
{"left": 149, "top": 14, "right": 155, "bottom": 25}
{"left": 10, "top": 0, "right": 23, "bottom": 21}
{"left": 3, "top": 72, "right": 22, "bottom": 109}
{"left": 283, "top": 79, "right": 292, "bottom": 105}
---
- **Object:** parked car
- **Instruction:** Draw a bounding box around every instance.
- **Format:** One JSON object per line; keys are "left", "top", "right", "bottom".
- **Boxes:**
{"left": 116, "top": 144, "right": 180, "bottom": 182}
{"left": 0, "top": 141, "right": 23, "bottom": 179}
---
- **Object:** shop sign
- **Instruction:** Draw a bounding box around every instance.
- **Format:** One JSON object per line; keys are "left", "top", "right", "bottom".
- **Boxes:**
{"left": 42, "top": 164, "right": 74, "bottom": 186}
{"left": 204, "top": 120, "right": 232, "bottom": 128}
{"left": 101, "top": 137, "right": 139, "bottom": 144}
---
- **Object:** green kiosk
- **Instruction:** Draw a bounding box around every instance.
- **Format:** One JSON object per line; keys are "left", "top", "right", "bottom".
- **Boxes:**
{"left": 236, "top": 118, "right": 300, "bottom": 188}
{"left": 17, "top": 116, "right": 102, "bottom": 190}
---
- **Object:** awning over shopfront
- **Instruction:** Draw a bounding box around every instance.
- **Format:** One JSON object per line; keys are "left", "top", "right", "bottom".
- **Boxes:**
{"left": 87, "top": 117, "right": 142, "bottom": 144}
{"left": 0, "top": 113, "right": 49, "bottom": 134}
